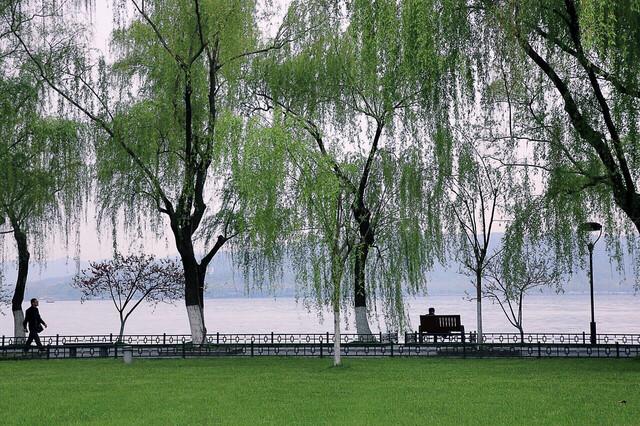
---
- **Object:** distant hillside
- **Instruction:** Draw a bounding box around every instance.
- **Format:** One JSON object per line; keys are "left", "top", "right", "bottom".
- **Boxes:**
{"left": 23, "top": 276, "right": 84, "bottom": 301}
{"left": 2, "top": 246, "right": 637, "bottom": 301}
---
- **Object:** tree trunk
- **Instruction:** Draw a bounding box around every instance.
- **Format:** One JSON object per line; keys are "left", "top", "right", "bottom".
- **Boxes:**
{"left": 333, "top": 305, "right": 341, "bottom": 366}
{"left": 186, "top": 304, "right": 206, "bottom": 344}
{"left": 117, "top": 310, "right": 127, "bottom": 342}
{"left": 475, "top": 268, "right": 483, "bottom": 344}
{"left": 616, "top": 193, "right": 640, "bottom": 235}
{"left": 173, "top": 225, "right": 207, "bottom": 345}
{"left": 517, "top": 26, "right": 640, "bottom": 238}
{"left": 118, "top": 319, "right": 126, "bottom": 342}
{"left": 518, "top": 326, "right": 524, "bottom": 344}
{"left": 353, "top": 204, "right": 374, "bottom": 338}
{"left": 183, "top": 258, "right": 206, "bottom": 345}
{"left": 354, "top": 242, "right": 373, "bottom": 338}
{"left": 13, "top": 310, "right": 25, "bottom": 344}
{"left": 11, "top": 221, "right": 29, "bottom": 342}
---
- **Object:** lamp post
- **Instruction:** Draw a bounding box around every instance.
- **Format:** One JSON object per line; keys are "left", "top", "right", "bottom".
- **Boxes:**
{"left": 578, "top": 222, "right": 602, "bottom": 345}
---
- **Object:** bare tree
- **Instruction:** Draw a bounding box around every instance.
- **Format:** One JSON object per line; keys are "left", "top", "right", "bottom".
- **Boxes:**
{"left": 483, "top": 245, "right": 563, "bottom": 342}
{"left": 445, "top": 144, "right": 509, "bottom": 344}
{"left": 72, "top": 253, "right": 184, "bottom": 341}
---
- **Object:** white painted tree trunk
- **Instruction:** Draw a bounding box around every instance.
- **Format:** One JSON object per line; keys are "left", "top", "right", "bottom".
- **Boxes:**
{"left": 333, "top": 307, "right": 341, "bottom": 366}
{"left": 118, "top": 321, "right": 126, "bottom": 343}
{"left": 355, "top": 306, "right": 373, "bottom": 340}
{"left": 187, "top": 305, "right": 206, "bottom": 344}
{"left": 476, "top": 298, "right": 483, "bottom": 344}
{"left": 476, "top": 270, "right": 483, "bottom": 345}
{"left": 13, "top": 310, "right": 25, "bottom": 344}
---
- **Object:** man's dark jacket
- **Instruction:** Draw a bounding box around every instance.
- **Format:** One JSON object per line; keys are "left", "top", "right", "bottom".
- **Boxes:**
{"left": 23, "top": 306, "right": 45, "bottom": 333}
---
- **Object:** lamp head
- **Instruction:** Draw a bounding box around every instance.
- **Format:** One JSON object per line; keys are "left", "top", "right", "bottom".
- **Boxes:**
{"left": 579, "top": 222, "right": 602, "bottom": 232}
{"left": 578, "top": 221, "right": 602, "bottom": 247}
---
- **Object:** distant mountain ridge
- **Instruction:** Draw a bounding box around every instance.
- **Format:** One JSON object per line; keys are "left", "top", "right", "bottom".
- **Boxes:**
{"left": 1, "top": 245, "right": 636, "bottom": 301}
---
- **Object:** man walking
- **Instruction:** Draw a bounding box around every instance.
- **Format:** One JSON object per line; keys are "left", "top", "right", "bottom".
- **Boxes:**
{"left": 23, "top": 298, "right": 47, "bottom": 353}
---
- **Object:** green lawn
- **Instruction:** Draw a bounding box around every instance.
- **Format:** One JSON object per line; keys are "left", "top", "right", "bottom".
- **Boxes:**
{"left": 1, "top": 357, "right": 639, "bottom": 425}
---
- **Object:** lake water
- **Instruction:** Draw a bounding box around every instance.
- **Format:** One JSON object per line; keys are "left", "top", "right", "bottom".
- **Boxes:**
{"left": 1, "top": 293, "right": 638, "bottom": 336}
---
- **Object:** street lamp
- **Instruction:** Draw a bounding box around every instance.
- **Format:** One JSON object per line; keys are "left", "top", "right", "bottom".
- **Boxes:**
{"left": 578, "top": 221, "right": 602, "bottom": 345}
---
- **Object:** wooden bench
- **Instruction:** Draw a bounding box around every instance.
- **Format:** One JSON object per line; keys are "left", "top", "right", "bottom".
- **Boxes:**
{"left": 418, "top": 314, "right": 465, "bottom": 343}
{"left": 63, "top": 342, "right": 113, "bottom": 358}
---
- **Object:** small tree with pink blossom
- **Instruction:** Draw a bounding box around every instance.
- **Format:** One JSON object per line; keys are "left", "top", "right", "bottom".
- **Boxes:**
{"left": 73, "top": 253, "right": 184, "bottom": 341}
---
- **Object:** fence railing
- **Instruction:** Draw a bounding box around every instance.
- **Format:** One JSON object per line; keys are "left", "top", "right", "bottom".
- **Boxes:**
{"left": 2, "top": 331, "right": 640, "bottom": 347}
{"left": 404, "top": 332, "right": 640, "bottom": 345}
{"left": 0, "top": 332, "right": 398, "bottom": 347}
{"left": 3, "top": 338, "right": 639, "bottom": 361}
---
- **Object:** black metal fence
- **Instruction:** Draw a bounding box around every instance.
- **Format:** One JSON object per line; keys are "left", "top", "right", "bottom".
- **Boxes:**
{"left": 2, "top": 331, "right": 640, "bottom": 361}
{"left": 405, "top": 332, "right": 640, "bottom": 345}
{"left": 3, "top": 331, "right": 639, "bottom": 347}
{"left": 0, "top": 332, "right": 398, "bottom": 347}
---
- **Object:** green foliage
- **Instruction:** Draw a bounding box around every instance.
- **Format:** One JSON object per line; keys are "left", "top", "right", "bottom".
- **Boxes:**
{"left": 500, "top": 200, "right": 566, "bottom": 294}
{"left": 0, "top": 71, "right": 88, "bottom": 264}
{"left": 9, "top": 0, "right": 640, "bottom": 329}
{"left": 257, "top": 0, "right": 470, "bottom": 331}
{"left": 94, "top": 0, "right": 294, "bottom": 274}
{"left": 227, "top": 120, "right": 298, "bottom": 286}
{"left": 466, "top": 0, "right": 640, "bottom": 285}
{"left": 288, "top": 141, "right": 353, "bottom": 311}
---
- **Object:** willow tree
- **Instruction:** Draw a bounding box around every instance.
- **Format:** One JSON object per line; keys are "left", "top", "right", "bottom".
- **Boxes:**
{"left": 484, "top": 237, "right": 564, "bottom": 341}
{"left": 473, "top": 1, "right": 640, "bottom": 262}
{"left": 0, "top": 74, "right": 86, "bottom": 339}
{"left": 10, "top": 0, "right": 292, "bottom": 343}
{"left": 258, "top": 0, "right": 465, "bottom": 334}
{"left": 288, "top": 145, "right": 355, "bottom": 365}
{"left": 1, "top": 0, "right": 87, "bottom": 333}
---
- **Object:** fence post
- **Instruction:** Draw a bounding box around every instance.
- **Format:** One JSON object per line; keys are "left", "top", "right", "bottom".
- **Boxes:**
{"left": 114, "top": 344, "right": 118, "bottom": 359}
{"left": 251, "top": 341, "right": 254, "bottom": 357}
{"left": 163, "top": 333, "right": 166, "bottom": 345}
{"left": 2, "top": 335, "right": 4, "bottom": 347}
{"left": 326, "top": 332, "right": 330, "bottom": 346}
{"left": 320, "top": 339, "right": 323, "bottom": 358}
{"left": 109, "top": 333, "right": 113, "bottom": 343}
{"left": 182, "top": 342, "right": 185, "bottom": 359}
{"left": 616, "top": 342, "right": 620, "bottom": 358}
{"left": 582, "top": 332, "right": 586, "bottom": 345}
{"left": 46, "top": 345, "right": 50, "bottom": 360}
{"left": 56, "top": 334, "right": 59, "bottom": 346}
{"left": 463, "top": 338, "right": 466, "bottom": 358}
{"left": 537, "top": 341, "right": 541, "bottom": 358}
{"left": 271, "top": 331, "right": 274, "bottom": 345}
{"left": 216, "top": 332, "right": 219, "bottom": 345}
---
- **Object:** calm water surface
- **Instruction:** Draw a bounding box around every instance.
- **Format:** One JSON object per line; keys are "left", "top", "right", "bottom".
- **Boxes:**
{"left": 1, "top": 293, "right": 638, "bottom": 336}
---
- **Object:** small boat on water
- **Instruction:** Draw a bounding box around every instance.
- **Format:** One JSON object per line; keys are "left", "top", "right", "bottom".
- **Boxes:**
{"left": 45, "top": 299, "right": 55, "bottom": 303}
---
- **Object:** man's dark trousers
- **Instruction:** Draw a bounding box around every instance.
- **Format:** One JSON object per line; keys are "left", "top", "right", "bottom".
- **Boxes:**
{"left": 24, "top": 330, "right": 43, "bottom": 352}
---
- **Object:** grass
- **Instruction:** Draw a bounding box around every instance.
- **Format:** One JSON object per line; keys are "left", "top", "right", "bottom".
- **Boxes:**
{"left": 1, "top": 357, "right": 639, "bottom": 425}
